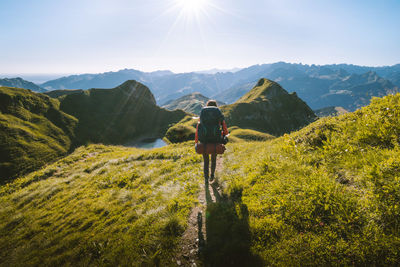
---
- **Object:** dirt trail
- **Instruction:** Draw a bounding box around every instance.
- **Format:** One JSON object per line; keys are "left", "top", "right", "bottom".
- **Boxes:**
{"left": 174, "top": 156, "right": 224, "bottom": 266}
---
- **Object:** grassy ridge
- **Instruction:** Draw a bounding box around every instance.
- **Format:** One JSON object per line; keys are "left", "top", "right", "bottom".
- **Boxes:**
{"left": 228, "top": 126, "right": 275, "bottom": 142}
{"left": 218, "top": 93, "right": 400, "bottom": 265}
{"left": 0, "top": 86, "right": 77, "bottom": 181}
{"left": 0, "top": 143, "right": 203, "bottom": 266}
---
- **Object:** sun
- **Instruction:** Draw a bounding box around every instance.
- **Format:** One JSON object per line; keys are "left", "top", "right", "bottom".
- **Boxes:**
{"left": 175, "top": 0, "right": 209, "bottom": 15}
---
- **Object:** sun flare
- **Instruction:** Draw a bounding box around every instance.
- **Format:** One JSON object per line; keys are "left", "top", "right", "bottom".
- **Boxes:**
{"left": 175, "top": 0, "right": 209, "bottom": 15}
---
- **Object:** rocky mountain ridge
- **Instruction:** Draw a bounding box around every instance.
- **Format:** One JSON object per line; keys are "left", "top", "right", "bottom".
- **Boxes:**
{"left": 37, "top": 62, "right": 400, "bottom": 110}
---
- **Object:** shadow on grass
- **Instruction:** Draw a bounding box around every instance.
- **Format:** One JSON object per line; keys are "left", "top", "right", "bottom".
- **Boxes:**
{"left": 200, "top": 180, "right": 263, "bottom": 267}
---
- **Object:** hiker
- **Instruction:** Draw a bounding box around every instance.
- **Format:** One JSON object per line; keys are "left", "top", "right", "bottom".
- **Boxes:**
{"left": 195, "top": 100, "right": 229, "bottom": 182}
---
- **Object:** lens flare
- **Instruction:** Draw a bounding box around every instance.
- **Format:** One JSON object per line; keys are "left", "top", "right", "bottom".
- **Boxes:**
{"left": 175, "top": 0, "right": 209, "bottom": 15}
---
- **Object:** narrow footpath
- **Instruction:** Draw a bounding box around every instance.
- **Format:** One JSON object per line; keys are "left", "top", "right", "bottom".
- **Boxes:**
{"left": 174, "top": 157, "right": 224, "bottom": 266}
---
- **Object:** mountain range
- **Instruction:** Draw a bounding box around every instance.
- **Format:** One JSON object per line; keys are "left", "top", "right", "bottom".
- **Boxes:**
{"left": 215, "top": 66, "right": 399, "bottom": 111}
{"left": 3, "top": 62, "right": 400, "bottom": 113}
{"left": 34, "top": 62, "right": 400, "bottom": 111}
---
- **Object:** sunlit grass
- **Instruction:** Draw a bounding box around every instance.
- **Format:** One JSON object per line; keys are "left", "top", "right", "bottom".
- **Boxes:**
{"left": 0, "top": 143, "right": 203, "bottom": 266}
{"left": 218, "top": 94, "right": 400, "bottom": 265}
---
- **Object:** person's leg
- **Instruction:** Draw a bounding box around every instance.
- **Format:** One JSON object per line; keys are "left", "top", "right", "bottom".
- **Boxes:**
{"left": 210, "top": 153, "right": 217, "bottom": 181}
{"left": 203, "top": 153, "right": 209, "bottom": 180}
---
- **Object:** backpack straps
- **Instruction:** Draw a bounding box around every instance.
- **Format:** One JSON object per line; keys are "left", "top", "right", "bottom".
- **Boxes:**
{"left": 195, "top": 123, "right": 199, "bottom": 144}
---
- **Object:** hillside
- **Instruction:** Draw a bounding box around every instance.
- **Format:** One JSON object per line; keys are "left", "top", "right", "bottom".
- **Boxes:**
{"left": 0, "top": 144, "right": 203, "bottom": 266}
{"left": 162, "top": 92, "right": 225, "bottom": 115}
{"left": 1, "top": 93, "right": 399, "bottom": 265}
{"left": 57, "top": 80, "right": 188, "bottom": 145}
{"left": 0, "top": 86, "right": 77, "bottom": 182}
{"left": 220, "top": 78, "right": 317, "bottom": 136}
{"left": 217, "top": 92, "right": 400, "bottom": 265}
{"left": 314, "top": 106, "right": 349, "bottom": 117}
{"left": 0, "top": 77, "right": 46, "bottom": 93}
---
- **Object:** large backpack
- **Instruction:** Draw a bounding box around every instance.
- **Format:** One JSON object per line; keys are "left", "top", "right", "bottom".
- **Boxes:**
{"left": 198, "top": 106, "right": 224, "bottom": 143}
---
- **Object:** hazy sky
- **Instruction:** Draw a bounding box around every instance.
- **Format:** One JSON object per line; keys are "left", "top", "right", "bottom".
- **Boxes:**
{"left": 1, "top": 0, "right": 399, "bottom": 74}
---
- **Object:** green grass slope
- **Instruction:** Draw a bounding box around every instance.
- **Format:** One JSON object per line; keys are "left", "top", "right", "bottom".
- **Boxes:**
{"left": 164, "top": 115, "right": 198, "bottom": 143}
{"left": 228, "top": 126, "right": 275, "bottom": 142}
{"left": 218, "top": 93, "right": 400, "bottom": 265}
{"left": 0, "top": 87, "right": 77, "bottom": 182}
{"left": 57, "top": 80, "right": 188, "bottom": 145}
{"left": 0, "top": 143, "right": 203, "bottom": 266}
{"left": 220, "top": 78, "right": 317, "bottom": 136}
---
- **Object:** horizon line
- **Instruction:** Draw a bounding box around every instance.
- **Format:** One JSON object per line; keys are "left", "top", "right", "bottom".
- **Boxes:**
{"left": 1, "top": 61, "right": 400, "bottom": 77}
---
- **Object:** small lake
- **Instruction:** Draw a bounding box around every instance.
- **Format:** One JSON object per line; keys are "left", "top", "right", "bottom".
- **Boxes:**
{"left": 124, "top": 138, "right": 167, "bottom": 149}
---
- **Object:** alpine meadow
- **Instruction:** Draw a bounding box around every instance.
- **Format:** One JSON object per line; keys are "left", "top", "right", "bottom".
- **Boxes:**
{"left": 1, "top": 0, "right": 400, "bottom": 266}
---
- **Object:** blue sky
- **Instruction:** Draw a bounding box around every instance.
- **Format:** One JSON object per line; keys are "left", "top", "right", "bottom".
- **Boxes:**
{"left": 1, "top": 0, "right": 399, "bottom": 74}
